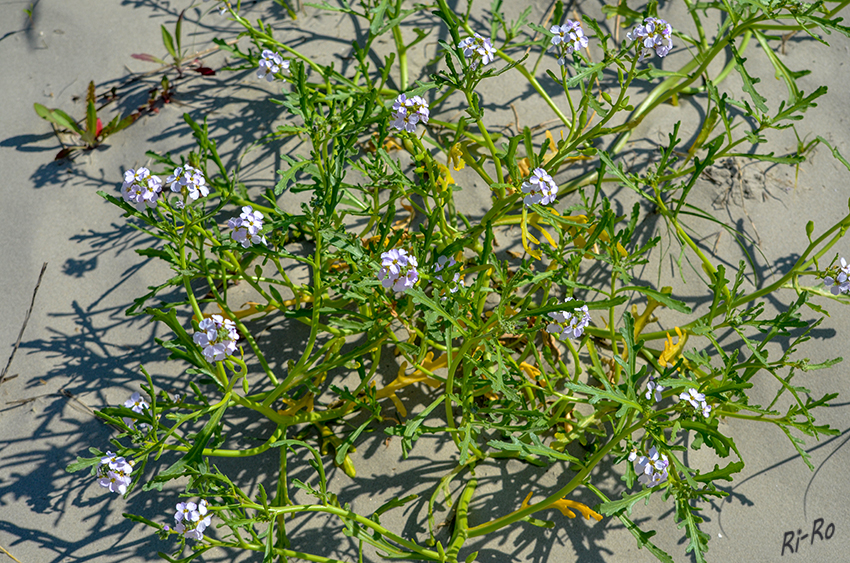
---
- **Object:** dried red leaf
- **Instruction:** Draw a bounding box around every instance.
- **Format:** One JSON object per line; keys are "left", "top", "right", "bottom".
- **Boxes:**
{"left": 194, "top": 67, "right": 216, "bottom": 76}
{"left": 55, "top": 148, "right": 73, "bottom": 160}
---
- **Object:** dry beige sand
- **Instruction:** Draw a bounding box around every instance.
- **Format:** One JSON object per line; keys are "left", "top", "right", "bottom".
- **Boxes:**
{"left": 2, "top": 1, "right": 850, "bottom": 562}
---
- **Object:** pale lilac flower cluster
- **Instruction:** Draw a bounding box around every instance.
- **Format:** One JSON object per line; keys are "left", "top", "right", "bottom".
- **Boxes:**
{"left": 550, "top": 20, "right": 589, "bottom": 66}
{"left": 626, "top": 16, "right": 673, "bottom": 61}
{"left": 521, "top": 168, "right": 558, "bottom": 207}
{"left": 167, "top": 165, "right": 209, "bottom": 202}
{"left": 228, "top": 206, "right": 267, "bottom": 248}
{"left": 645, "top": 376, "right": 665, "bottom": 403}
{"left": 257, "top": 49, "right": 289, "bottom": 82}
{"left": 546, "top": 297, "right": 591, "bottom": 340}
{"left": 434, "top": 255, "right": 463, "bottom": 294}
{"left": 378, "top": 249, "right": 419, "bottom": 293}
{"left": 390, "top": 94, "right": 430, "bottom": 133}
{"left": 193, "top": 315, "right": 239, "bottom": 362}
{"left": 123, "top": 392, "right": 151, "bottom": 431}
{"left": 458, "top": 33, "right": 496, "bottom": 70}
{"left": 121, "top": 168, "right": 163, "bottom": 211}
{"left": 824, "top": 257, "right": 850, "bottom": 295}
{"left": 629, "top": 446, "right": 669, "bottom": 487}
{"left": 166, "top": 499, "right": 213, "bottom": 541}
{"left": 97, "top": 451, "right": 134, "bottom": 495}
{"left": 680, "top": 387, "right": 711, "bottom": 418}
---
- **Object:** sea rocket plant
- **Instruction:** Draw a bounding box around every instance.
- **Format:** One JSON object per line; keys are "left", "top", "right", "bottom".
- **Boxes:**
{"left": 167, "top": 165, "right": 209, "bottom": 202}
{"left": 550, "top": 20, "right": 589, "bottom": 66}
{"left": 257, "top": 49, "right": 289, "bottom": 82}
{"left": 546, "top": 297, "right": 591, "bottom": 340}
{"left": 458, "top": 33, "right": 496, "bottom": 70}
{"left": 626, "top": 16, "right": 673, "bottom": 61}
{"left": 121, "top": 168, "right": 163, "bottom": 211}
{"left": 193, "top": 315, "right": 239, "bottom": 362}
{"left": 390, "top": 94, "right": 430, "bottom": 133}
{"left": 228, "top": 206, "right": 267, "bottom": 248}
{"left": 521, "top": 167, "right": 558, "bottom": 206}
{"left": 824, "top": 257, "right": 850, "bottom": 295}
{"left": 378, "top": 249, "right": 419, "bottom": 293}
{"left": 70, "top": 3, "right": 850, "bottom": 561}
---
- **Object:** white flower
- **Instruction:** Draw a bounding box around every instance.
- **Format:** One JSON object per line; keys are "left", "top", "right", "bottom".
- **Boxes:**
{"left": 546, "top": 297, "right": 591, "bottom": 340}
{"left": 824, "top": 257, "right": 850, "bottom": 295}
{"left": 122, "top": 392, "right": 151, "bottom": 431}
{"left": 257, "top": 49, "right": 289, "bottom": 81}
{"left": 390, "top": 94, "right": 430, "bottom": 133}
{"left": 626, "top": 16, "right": 673, "bottom": 61}
{"left": 167, "top": 165, "right": 209, "bottom": 201}
{"left": 96, "top": 451, "right": 133, "bottom": 495}
{"left": 700, "top": 401, "right": 712, "bottom": 418}
{"left": 549, "top": 20, "right": 589, "bottom": 66}
{"left": 171, "top": 499, "right": 213, "bottom": 541}
{"left": 175, "top": 502, "right": 199, "bottom": 523}
{"left": 521, "top": 167, "right": 558, "bottom": 207}
{"left": 121, "top": 167, "right": 163, "bottom": 211}
{"left": 228, "top": 206, "right": 267, "bottom": 248}
{"left": 458, "top": 33, "right": 496, "bottom": 70}
{"left": 634, "top": 446, "right": 669, "bottom": 487}
{"left": 378, "top": 248, "right": 419, "bottom": 293}
{"left": 680, "top": 388, "right": 705, "bottom": 409}
{"left": 193, "top": 314, "right": 239, "bottom": 362}
{"left": 124, "top": 392, "right": 149, "bottom": 414}
{"left": 645, "top": 376, "right": 665, "bottom": 403}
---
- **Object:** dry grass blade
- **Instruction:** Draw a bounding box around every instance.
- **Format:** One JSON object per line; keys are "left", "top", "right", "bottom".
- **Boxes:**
{"left": 0, "top": 263, "right": 47, "bottom": 386}
{"left": 0, "top": 543, "right": 22, "bottom": 563}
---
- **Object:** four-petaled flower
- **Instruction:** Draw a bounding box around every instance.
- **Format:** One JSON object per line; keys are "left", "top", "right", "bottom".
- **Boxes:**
{"left": 193, "top": 314, "right": 239, "bottom": 362}
{"left": 168, "top": 498, "right": 213, "bottom": 541}
{"left": 680, "top": 387, "right": 712, "bottom": 418}
{"left": 521, "top": 167, "right": 558, "bottom": 207}
{"left": 122, "top": 392, "right": 151, "bottom": 431}
{"left": 458, "top": 33, "right": 496, "bottom": 70}
{"left": 175, "top": 501, "right": 199, "bottom": 523}
{"left": 550, "top": 20, "right": 589, "bottom": 66}
{"left": 626, "top": 16, "right": 673, "bottom": 61}
{"left": 378, "top": 248, "right": 419, "bottom": 293}
{"left": 121, "top": 168, "right": 163, "bottom": 211}
{"left": 645, "top": 376, "right": 665, "bottom": 403}
{"left": 96, "top": 451, "right": 134, "bottom": 495}
{"left": 228, "top": 206, "right": 267, "bottom": 248}
{"left": 167, "top": 165, "right": 209, "bottom": 201}
{"left": 680, "top": 388, "right": 705, "bottom": 409}
{"left": 546, "top": 297, "right": 591, "bottom": 340}
{"left": 634, "top": 446, "right": 669, "bottom": 487}
{"left": 390, "top": 94, "right": 430, "bottom": 133}
{"left": 124, "top": 391, "right": 149, "bottom": 413}
{"left": 824, "top": 257, "right": 850, "bottom": 295}
{"left": 257, "top": 49, "right": 289, "bottom": 82}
